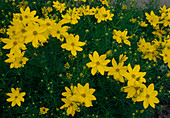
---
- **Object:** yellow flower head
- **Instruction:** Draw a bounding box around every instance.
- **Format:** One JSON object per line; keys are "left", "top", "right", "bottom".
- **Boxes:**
{"left": 6, "top": 88, "right": 26, "bottom": 107}
{"left": 61, "top": 34, "right": 85, "bottom": 56}
{"left": 70, "top": 83, "right": 96, "bottom": 107}
{"left": 40, "top": 107, "right": 49, "bottom": 114}
{"left": 137, "top": 83, "right": 159, "bottom": 109}
{"left": 86, "top": 51, "right": 111, "bottom": 75}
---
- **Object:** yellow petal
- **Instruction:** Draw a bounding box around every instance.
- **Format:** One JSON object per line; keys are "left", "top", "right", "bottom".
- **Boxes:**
{"left": 147, "top": 83, "right": 154, "bottom": 94}
{"left": 112, "top": 58, "right": 117, "bottom": 67}
{"left": 143, "top": 100, "right": 149, "bottom": 109}
{"left": 86, "top": 62, "right": 96, "bottom": 67}
{"left": 74, "top": 46, "right": 83, "bottom": 51}
{"left": 93, "top": 51, "right": 99, "bottom": 60}
{"left": 97, "top": 65, "right": 104, "bottom": 75}
{"left": 91, "top": 66, "right": 97, "bottom": 75}
{"left": 71, "top": 48, "right": 77, "bottom": 56}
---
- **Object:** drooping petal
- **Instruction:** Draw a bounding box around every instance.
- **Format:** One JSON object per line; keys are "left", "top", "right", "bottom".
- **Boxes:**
{"left": 143, "top": 100, "right": 149, "bottom": 109}
{"left": 71, "top": 48, "right": 77, "bottom": 56}
{"left": 91, "top": 66, "right": 97, "bottom": 75}
{"left": 97, "top": 65, "right": 104, "bottom": 75}
{"left": 74, "top": 46, "right": 83, "bottom": 51}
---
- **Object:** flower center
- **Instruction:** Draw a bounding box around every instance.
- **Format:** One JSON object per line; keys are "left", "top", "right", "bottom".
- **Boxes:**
{"left": 21, "top": 29, "right": 26, "bottom": 33}
{"left": 15, "top": 96, "right": 18, "bottom": 99}
{"left": 25, "top": 15, "right": 28, "bottom": 18}
{"left": 132, "top": 74, "right": 136, "bottom": 78}
{"left": 116, "top": 68, "right": 120, "bottom": 72}
{"left": 57, "top": 31, "right": 60, "bottom": 34}
{"left": 13, "top": 41, "right": 17, "bottom": 46}
{"left": 33, "top": 31, "right": 38, "bottom": 35}
{"left": 81, "top": 93, "right": 86, "bottom": 98}
{"left": 70, "top": 103, "right": 73, "bottom": 106}
{"left": 146, "top": 94, "right": 150, "bottom": 98}
{"left": 46, "top": 23, "right": 50, "bottom": 26}
{"left": 71, "top": 43, "right": 75, "bottom": 46}
{"left": 96, "top": 61, "right": 100, "bottom": 65}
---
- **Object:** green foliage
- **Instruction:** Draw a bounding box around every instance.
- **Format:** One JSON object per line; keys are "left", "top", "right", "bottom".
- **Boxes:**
{"left": 0, "top": 0, "right": 169, "bottom": 118}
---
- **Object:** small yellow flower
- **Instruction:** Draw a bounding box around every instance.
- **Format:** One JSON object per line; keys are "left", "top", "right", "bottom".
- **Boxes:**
{"left": 40, "top": 107, "right": 49, "bottom": 114}
{"left": 6, "top": 88, "right": 26, "bottom": 107}
{"left": 122, "top": 5, "right": 127, "bottom": 10}
{"left": 70, "top": 83, "right": 96, "bottom": 107}
{"left": 137, "top": 83, "right": 159, "bottom": 109}
{"left": 61, "top": 34, "right": 85, "bottom": 56}
{"left": 86, "top": 51, "right": 110, "bottom": 75}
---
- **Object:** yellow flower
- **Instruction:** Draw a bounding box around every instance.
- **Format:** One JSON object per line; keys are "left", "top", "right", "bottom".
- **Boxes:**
{"left": 137, "top": 83, "right": 159, "bottom": 109}
{"left": 163, "top": 13, "right": 170, "bottom": 27}
{"left": 5, "top": 51, "right": 29, "bottom": 69}
{"left": 24, "top": 23, "right": 47, "bottom": 48}
{"left": 51, "top": 21, "right": 69, "bottom": 42}
{"left": 145, "top": 11, "right": 159, "bottom": 27}
{"left": 139, "top": 21, "right": 148, "bottom": 27}
{"left": 86, "top": 51, "right": 111, "bottom": 75}
{"left": 6, "top": 88, "right": 26, "bottom": 107}
{"left": 122, "top": 5, "right": 127, "bottom": 10}
{"left": 2, "top": 38, "right": 26, "bottom": 55}
{"left": 112, "top": 29, "right": 131, "bottom": 46}
{"left": 60, "top": 98, "right": 80, "bottom": 116}
{"left": 16, "top": 0, "right": 28, "bottom": 10}
{"left": 108, "top": 57, "right": 127, "bottom": 82}
{"left": 53, "top": 1, "right": 66, "bottom": 13}
{"left": 40, "top": 107, "right": 49, "bottom": 114}
{"left": 70, "top": 83, "right": 96, "bottom": 107}
{"left": 94, "top": 6, "right": 114, "bottom": 23}
{"left": 119, "top": 54, "right": 128, "bottom": 63}
{"left": 123, "top": 64, "right": 146, "bottom": 86}
{"left": 20, "top": 7, "right": 37, "bottom": 25}
{"left": 130, "top": 18, "right": 137, "bottom": 23}
{"left": 61, "top": 34, "right": 85, "bottom": 56}
{"left": 62, "top": 85, "right": 76, "bottom": 99}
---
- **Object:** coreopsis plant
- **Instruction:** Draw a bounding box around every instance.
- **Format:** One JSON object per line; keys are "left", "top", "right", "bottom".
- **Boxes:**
{"left": 24, "top": 23, "right": 47, "bottom": 48}
{"left": 38, "top": 18, "right": 57, "bottom": 37}
{"left": 112, "top": 29, "right": 131, "bottom": 46}
{"left": 50, "top": 21, "right": 69, "bottom": 42}
{"left": 40, "top": 107, "right": 49, "bottom": 114}
{"left": 122, "top": 64, "right": 146, "bottom": 86}
{"left": 61, "top": 34, "right": 86, "bottom": 56}
{"left": 1, "top": 38, "right": 26, "bottom": 55}
{"left": 122, "top": 83, "right": 147, "bottom": 103}
{"left": 19, "top": 7, "right": 38, "bottom": 25}
{"left": 5, "top": 51, "right": 29, "bottom": 69}
{"left": 86, "top": 51, "right": 111, "bottom": 75}
{"left": 60, "top": 83, "right": 96, "bottom": 116}
{"left": 94, "top": 6, "right": 114, "bottom": 23}
{"left": 6, "top": 88, "right": 26, "bottom": 107}
{"left": 145, "top": 10, "right": 160, "bottom": 27}
{"left": 53, "top": 1, "right": 67, "bottom": 13}
{"left": 108, "top": 56, "right": 127, "bottom": 83}
{"left": 137, "top": 83, "right": 159, "bottom": 109}
{"left": 70, "top": 83, "right": 96, "bottom": 107}
{"left": 60, "top": 98, "right": 80, "bottom": 116}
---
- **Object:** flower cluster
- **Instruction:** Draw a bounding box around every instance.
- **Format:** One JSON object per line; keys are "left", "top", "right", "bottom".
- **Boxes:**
{"left": 60, "top": 83, "right": 96, "bottom": 116}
